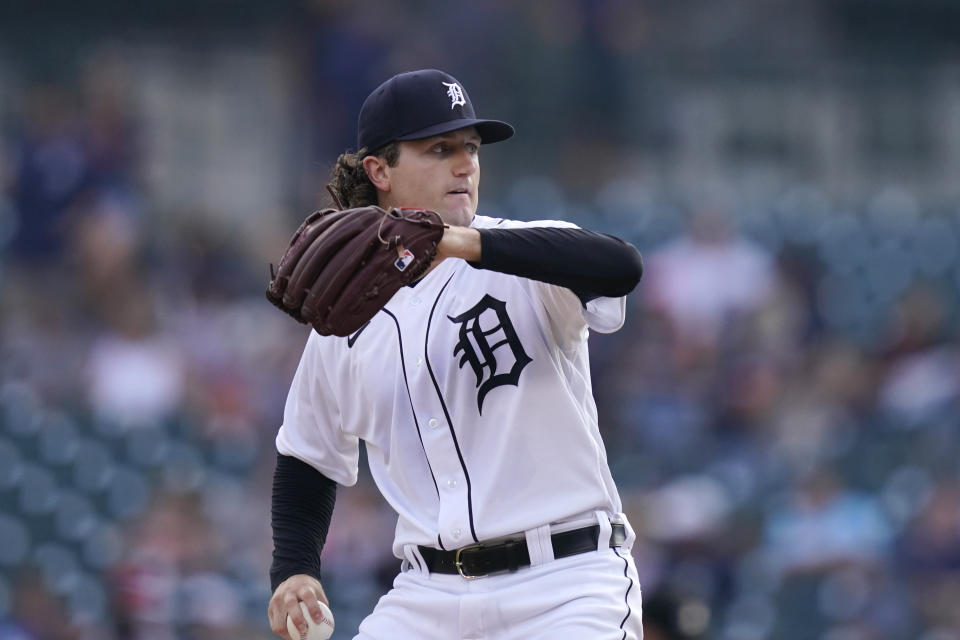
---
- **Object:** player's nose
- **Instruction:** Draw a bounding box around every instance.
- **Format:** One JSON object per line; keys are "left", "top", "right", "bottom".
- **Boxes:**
{"left": 451, "top": 147, "right": 478, "bottom": 177}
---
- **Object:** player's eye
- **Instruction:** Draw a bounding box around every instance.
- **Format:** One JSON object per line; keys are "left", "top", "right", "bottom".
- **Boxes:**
{"left": 465, "top": 143, "right": 479, "bottom": 154}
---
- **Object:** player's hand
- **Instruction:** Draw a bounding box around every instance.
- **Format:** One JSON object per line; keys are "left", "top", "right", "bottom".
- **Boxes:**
{"left": 267, "top": 574, "right": 329, "bottom": 639}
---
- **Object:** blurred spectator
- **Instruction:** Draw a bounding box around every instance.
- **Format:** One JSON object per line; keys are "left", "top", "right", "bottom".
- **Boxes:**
{"left": 899, "top": 482, "right": 960, "bottom": 631}
{"left": 763, "top": 468, "right": 892, "bottom": 578}
{"left": 878, "top": 286, "right": 959, "bottom": 424}
{"left": 767, "top": 339, "right": 871, "bottom": 473}
{"left": 6, "top": 86, "right": 90, "bottom": 262}
{"left": 85, "top": 288, "right": 185, "bottom": 429}
{"left": 111, "top": 492, "right": 236, "bottom": 639}
{"left": 643, "top": 207, "right": 775, "bottom": 350}
{"left": 2, "top": 571, "right": 74, "bottom": 640}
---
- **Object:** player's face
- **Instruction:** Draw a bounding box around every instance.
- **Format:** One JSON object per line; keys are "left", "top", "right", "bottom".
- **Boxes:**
{"left": 381, "top": 127, "right": 481, "bottom": 227}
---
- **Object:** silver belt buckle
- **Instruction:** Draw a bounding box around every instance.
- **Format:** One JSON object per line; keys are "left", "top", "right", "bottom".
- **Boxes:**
{"left": 454, "top": 543, "right": 487, "bottom": 579}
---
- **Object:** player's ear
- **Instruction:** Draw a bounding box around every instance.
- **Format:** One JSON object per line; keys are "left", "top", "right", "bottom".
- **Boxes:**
{"left": 362, "top": 155, "right": 391, "bottom": 193}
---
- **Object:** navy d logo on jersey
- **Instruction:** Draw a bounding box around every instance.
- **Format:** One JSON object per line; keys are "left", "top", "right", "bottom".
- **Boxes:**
{"left": 448, "top": 294, "right": 532, "bottom": 414}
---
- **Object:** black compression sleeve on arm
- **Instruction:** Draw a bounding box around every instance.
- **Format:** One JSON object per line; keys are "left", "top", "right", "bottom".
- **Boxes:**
{"left": 270, "top": 452, "right": 337, "bottom": 592}
{"left": 471, "top": 226, "right": 643, "bottom": 304}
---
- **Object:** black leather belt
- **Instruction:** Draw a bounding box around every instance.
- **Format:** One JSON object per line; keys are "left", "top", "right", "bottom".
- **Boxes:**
{"left": 418, "top": 523, "right": 626, "bottom": 579}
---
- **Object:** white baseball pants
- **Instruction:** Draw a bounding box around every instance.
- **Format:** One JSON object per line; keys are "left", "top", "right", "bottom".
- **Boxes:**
{"left": 353, "top": 513, "right": 643, "bottom": 640}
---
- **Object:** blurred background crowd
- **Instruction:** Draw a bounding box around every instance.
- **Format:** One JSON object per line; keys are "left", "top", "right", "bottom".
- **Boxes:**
{"left": 1, "top": 1, "right": 959, "bottom": 639}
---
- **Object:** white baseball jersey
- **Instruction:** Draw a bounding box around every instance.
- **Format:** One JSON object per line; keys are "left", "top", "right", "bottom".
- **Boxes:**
{"left": 276, "top": 214, "right": 627, "bottom": 558}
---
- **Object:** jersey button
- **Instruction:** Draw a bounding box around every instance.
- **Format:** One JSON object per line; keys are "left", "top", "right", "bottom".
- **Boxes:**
{"left": 416, "top": 357, "right": 423, "bottom": 366}
{"left": 446, "top": 479, "right": 458, "bottom": 489}
{"left": 452, "top": 528, "right": 462, "bottom": 539}
{"left": 411, "top": 297, "right": 422, "bottom": 306}
{"left": 428, "top": 418, "right": 439, "bottom": 429}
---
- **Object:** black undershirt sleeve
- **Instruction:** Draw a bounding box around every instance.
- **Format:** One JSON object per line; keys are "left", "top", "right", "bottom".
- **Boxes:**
{"left": 270, "top": 453, "right": 337, "bottom": 592}
{"left": 469, "top": 226, "right": 643, "bottom": 304}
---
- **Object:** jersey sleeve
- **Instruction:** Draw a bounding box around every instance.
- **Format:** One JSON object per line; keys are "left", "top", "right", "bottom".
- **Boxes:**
{"left": 493, "top": 218, "right": 628, "bottom": 345}
{"left": 275, "top": 330, "right": 361, "bottom": 486}
{"left": 531, "top": 274, "right": 627, "bottom": 346}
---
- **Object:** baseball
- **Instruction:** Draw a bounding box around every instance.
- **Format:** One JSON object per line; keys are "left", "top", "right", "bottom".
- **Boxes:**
{"left": 286, "top": 600, "right": 335, "bottom": 640}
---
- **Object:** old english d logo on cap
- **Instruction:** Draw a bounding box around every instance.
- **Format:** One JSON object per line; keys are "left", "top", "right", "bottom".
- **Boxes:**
{"left": 442, "top": 82, "right": 467, "bottom": 109}
{"left": 357, "top": 69, "right": 514, "bottom": 153}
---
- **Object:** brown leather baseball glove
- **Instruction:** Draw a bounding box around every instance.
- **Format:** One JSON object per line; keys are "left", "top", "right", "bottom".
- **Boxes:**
{"left": 266, "top": 205, "right": 445, "bottom": 337}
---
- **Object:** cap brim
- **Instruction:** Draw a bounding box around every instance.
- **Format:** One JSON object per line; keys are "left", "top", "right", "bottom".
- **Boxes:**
{"left": 395, "top": 118, "right": 515, "bottom": 145}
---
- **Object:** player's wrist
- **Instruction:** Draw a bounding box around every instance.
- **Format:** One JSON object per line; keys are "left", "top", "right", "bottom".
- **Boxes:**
{"left": 437, "top": 226, "right": 481, "bottom": 262}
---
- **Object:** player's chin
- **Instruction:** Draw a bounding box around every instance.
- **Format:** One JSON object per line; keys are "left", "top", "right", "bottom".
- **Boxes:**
{"left": 437, "top": 197, "right": 476, "bottom": 226}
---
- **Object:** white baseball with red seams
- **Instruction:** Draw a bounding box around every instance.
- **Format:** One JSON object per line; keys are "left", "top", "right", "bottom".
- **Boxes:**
{"left": 286, "top": 600, "right": 334, "bottom": 640}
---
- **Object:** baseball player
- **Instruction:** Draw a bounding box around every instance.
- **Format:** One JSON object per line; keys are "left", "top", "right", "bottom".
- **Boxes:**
{"left": 267, "top": 69, "right": 645, "bottom": 639}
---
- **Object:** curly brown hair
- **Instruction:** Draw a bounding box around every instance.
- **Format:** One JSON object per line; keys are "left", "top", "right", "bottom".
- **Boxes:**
{"left": 328, "top": 142, "right": 400, "bottom": 208}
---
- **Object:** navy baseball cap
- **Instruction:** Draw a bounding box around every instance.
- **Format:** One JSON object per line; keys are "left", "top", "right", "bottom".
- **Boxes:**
{"left": 357, "top": 69, "right": 514, "bottom": 154}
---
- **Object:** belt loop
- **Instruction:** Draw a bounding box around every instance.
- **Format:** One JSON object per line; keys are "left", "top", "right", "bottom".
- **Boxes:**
{"left": 595, "top": 510, "right": 613, "bottom": 552}
{"left": 403, "top": 544, "right": 429, "bottom": 575}
{"left": 524, "top": 524, "right": 554, "bottom": 566}
{"left": 615, "top": 512, "right": 637, "bottom": 551}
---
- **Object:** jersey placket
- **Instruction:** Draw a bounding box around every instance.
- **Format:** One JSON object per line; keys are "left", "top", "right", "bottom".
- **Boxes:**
{"left": 399, "top": 272, "right": 476, "bottom": 550}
